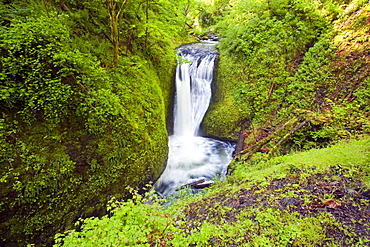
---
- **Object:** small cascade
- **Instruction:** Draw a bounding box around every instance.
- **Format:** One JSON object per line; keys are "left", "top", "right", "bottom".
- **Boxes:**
{"left": 155, "top": 42, "right": 235, "bottom": 196}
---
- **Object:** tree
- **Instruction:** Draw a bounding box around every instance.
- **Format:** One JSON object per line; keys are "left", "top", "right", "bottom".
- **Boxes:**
{"left": 106, "top": 0, "right": 128, "bottom": 66}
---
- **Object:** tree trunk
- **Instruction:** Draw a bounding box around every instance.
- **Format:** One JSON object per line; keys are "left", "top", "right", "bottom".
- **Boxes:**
{"left": 234, "top": 125, "right": 246, "bottom": 157}
{"left": 238, "top": 117, "right": 302, "bottom": 161}
{"left": 112, "top": 16, "right": 119, "bottom": 66}
{"left": 145, "top": 0, "right": 149, "bottom": 48}
{"left": 107, "top": 0, "right": 128, "bottom": 66}
{"left": 268, "top": 120, "right": 308, "bottom": 157}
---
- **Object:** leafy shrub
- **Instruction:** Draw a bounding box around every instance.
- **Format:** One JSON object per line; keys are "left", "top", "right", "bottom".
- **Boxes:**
{"left": 203, "top": 0, "right": 369, "bottom": 151}
{"left": 0, "top": 16, "right": 75, "bottom": 123}
{"left": 55, "top": 188, "right": 185, "bottom": 247}
{"left": 55, "top": 138, "right": 370, "bottom": 246}
{"left": 0, "top": 4, "right": 175, "bottom": 244}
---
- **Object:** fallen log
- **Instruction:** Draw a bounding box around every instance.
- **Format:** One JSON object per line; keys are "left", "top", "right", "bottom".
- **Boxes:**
{"left": 268, "top": 120, "right": 308, "bottom": 157}
{"left": 175, "top": 179, "right": 205, "bottom": 191}
{"left": 191, "top": 181, "right": 213, "bottom": 189}
{"left": 237, "top": 117, "right": 302, "bottom": 161}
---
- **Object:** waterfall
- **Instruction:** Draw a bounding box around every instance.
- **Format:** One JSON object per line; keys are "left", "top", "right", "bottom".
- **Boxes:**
{"left": 174, "top": 50, "right": 214, "bottom": 136}
{"left": 155, "top": 42, "right": 235, "bottom": 196}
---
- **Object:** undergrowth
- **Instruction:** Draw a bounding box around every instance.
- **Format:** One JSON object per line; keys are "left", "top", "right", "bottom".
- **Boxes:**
{"left": 0, "top": 0, "right": 196, "bottom": 245}
{"left": 54, "top": 138, "right": 370, "bottom": 246}
{"left": 202, "top": 0, "right": 370, "bottom": 153}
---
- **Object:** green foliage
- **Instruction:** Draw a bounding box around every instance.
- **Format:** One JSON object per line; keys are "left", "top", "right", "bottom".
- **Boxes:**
{"left": 63, "top": 0, "right": 192, "bottom": 61}
{"left": 55, "top": 188, "right": 329, "bottom": 246}
{"left": 203, "top": 0, "right": 334, "bottom": 138}
{"left": 285, "top": 37, "right": 336, "bottom": 109}
{"left": 1, "top": 0, "right": 369, "bottom": 245}
{"left": 0, "top": 0, "right": 197, "bottom": 245}
{"left": 0, "top": 1, "right": 31, "bottom": 25}
{"left": 231, "top": 138, "right": 370, "bottom": 185}
{"left": 55, "top": 138, "right": 370, "bottom": 246}
{"left": 203, "top": 0, "right": 369, "bottom": 151}
{"left": 54, "top": 188, "right": 180, "bottom": 247}
{"left": 1, "top": 16, "right": 74, "bottom": 122}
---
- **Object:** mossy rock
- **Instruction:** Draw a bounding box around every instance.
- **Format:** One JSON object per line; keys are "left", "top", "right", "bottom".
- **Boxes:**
{"left": 0, "top": 14, "right": 180, "bottom": 245}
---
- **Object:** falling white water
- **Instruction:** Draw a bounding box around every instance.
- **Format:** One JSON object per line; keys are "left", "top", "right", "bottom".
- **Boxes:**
{"left": 155, "top": 42, "right": 235, "bottom": 196}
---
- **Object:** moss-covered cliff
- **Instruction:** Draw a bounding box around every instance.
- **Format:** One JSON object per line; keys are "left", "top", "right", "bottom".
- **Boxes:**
{"left": 203, "top": 0, "right": 369, "bottom": 151}
{"left": 50, "top": 0, "right": 369, "bottom": 246}
{"left": 0, "top": 0, "right": 196, "bottom": 245}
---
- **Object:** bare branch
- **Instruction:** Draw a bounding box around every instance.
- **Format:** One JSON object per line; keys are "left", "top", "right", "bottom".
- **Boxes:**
{"left": 116, "top": 0, "right": 129, "bottom": 19}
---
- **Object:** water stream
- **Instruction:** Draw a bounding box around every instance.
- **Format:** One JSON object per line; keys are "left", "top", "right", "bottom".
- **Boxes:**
{"left": 154, "top": 42, "right": 235, "bottom": 197}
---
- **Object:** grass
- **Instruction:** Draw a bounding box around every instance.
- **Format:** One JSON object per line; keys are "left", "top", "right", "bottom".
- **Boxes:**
{"left": 55, "top": 137, "right": 370, "bottom": 246}
{"left": 229, "top": 138, "right": 370, "bottom": 189}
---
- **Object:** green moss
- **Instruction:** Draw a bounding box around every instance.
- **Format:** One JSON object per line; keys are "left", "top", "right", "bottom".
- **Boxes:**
{"left": 229, "top": 138, "right": 370, "bottom": 187}
{"left": 0, "top": 5, "right": 194, "bottom": 245}
{"left": 55, "top": 138, "right": 370, "bottom": 246}
{"left": 203, "top": 55, "right": 252, "bottom": 139}
{"left": 203, "top": 0, "right": 369, "bottom": 148}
